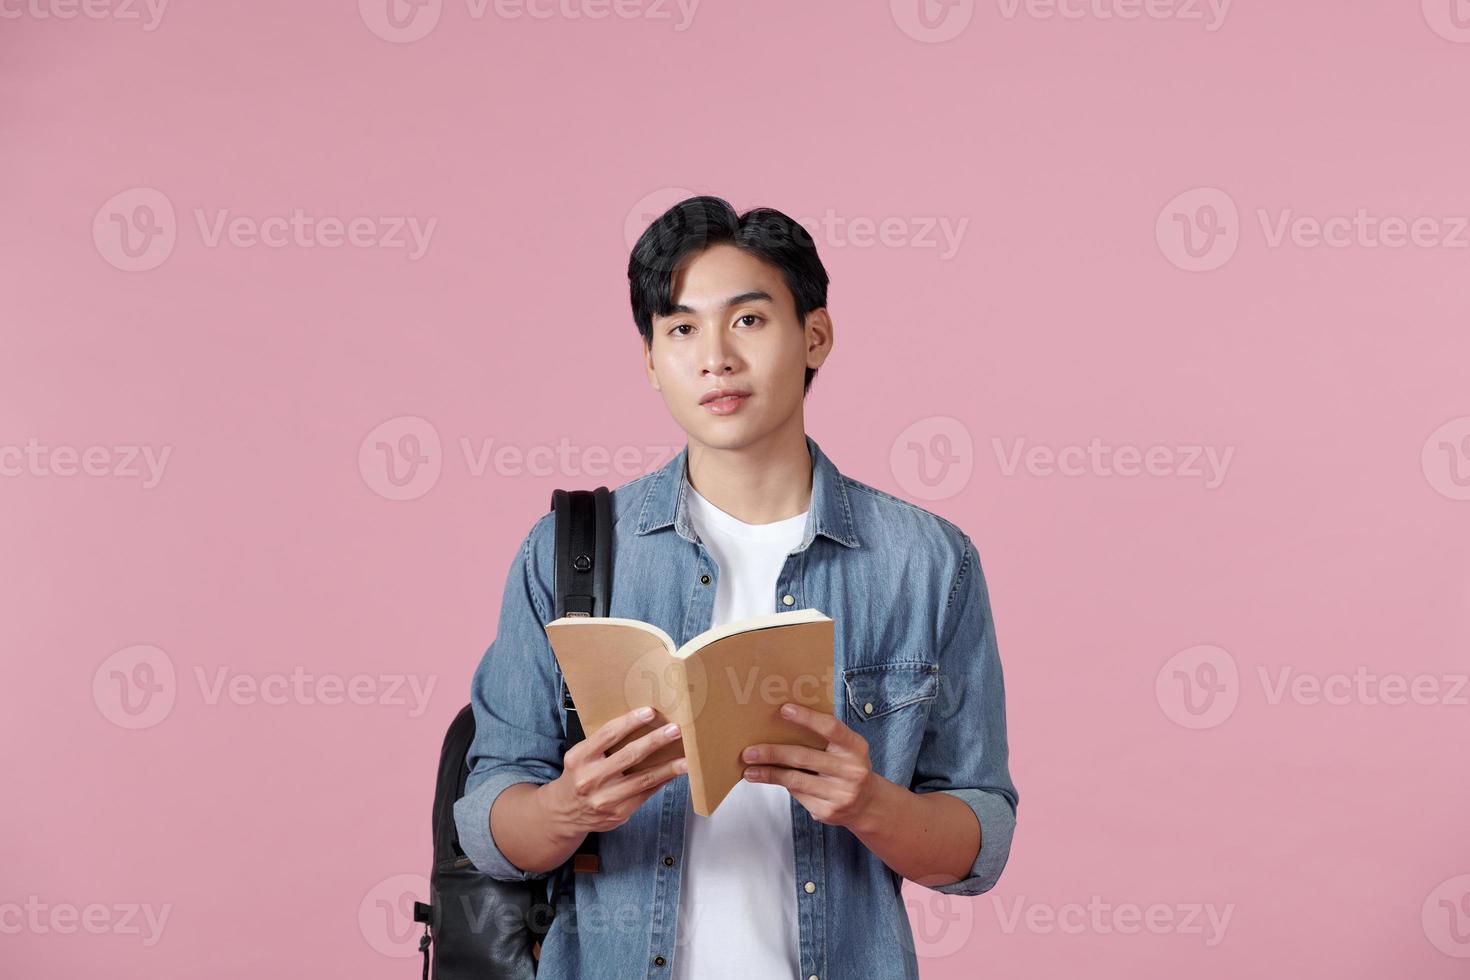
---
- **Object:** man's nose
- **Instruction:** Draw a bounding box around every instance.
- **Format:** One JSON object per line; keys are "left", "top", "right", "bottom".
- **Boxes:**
{"left": 701, "top": 327, "right": 735, "bottom": 374}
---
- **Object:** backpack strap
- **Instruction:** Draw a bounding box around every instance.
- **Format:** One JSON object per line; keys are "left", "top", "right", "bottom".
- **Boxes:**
{"left": 412, "top": 903, "right": 432, "bottom": 980}
{"left": 550, "top": 486, "right": 612, "bottom": 874}
{"left": 551, "top": 487, "right": 612, "bottom": 620}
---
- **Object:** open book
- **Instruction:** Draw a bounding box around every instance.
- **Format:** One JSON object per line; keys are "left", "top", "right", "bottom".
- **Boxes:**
{"left": 543, "top": 607, "right": 835, "bottom": 816}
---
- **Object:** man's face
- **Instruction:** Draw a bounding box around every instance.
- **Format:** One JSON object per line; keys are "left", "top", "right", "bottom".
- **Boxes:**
{"left": 643, "top": 243, "right": 832, "bottom": 452}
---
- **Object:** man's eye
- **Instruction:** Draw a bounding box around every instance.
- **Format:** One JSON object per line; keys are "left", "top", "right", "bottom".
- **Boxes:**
{"left": 737, "top": 314, "right": 762, "bottom": 327}
{"left": 670, "top": 324, "right": 693, "bottom": 336}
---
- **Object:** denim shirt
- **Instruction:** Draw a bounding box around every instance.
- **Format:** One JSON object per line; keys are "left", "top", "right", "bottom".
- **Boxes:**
{"left": 454, "top": 434, "right": 1019, "bottom": 980}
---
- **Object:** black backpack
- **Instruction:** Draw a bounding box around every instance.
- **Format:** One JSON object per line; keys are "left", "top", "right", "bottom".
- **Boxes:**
{"left": 414, "top": 487, "right": 613, "bottom": 979}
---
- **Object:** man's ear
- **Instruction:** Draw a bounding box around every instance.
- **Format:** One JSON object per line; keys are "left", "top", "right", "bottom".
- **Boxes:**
{"left": 804, "top": 307, "right": 834, "bottom": 371}
{"left": 642, "top": 337, "right": 660, "bottom": 392}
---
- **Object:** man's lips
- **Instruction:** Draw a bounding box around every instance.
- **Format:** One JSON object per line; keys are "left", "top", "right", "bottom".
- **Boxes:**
{"left": 700, "top": 388, "right": 751, "bottom": 405}
{"left": 701, "top": 391, "right": 751, "bottom": 414}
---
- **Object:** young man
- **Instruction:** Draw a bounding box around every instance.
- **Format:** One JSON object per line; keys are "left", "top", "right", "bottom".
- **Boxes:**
{"left": 454, "top": 196, "right": 1018, "bottom": 980}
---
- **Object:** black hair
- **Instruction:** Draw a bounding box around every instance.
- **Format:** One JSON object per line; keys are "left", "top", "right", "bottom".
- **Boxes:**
{"left": 628, "top": 195, "right": 829, "bottom": 396}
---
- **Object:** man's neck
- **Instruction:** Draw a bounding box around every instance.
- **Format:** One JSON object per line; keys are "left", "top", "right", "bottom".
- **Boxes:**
{"left": 685, "top": 423, "right": 813, "bottom": 526}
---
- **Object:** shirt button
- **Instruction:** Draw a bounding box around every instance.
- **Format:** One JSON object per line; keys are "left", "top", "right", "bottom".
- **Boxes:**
{"left": 700, "top": 574, "right": 711, "bottom": 585}
{"left": 863, "top": 702, "right": 874, "bottom": 715}
{"left": 782, "top": 594, "right": 795, "bottom": 606}
{"left": 809, "top": 975, "right": 819, "bottom": 980}
{"left": 653, "top": 955, "right": 666, "bottom": 966}
{"left": 804, "top": 881, "right": 816, "bottom": 893}
{"left": 663, "top": 855, "right": 675, "bottom": 866}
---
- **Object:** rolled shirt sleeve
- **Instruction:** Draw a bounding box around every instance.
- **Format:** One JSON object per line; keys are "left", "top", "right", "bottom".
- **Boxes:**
{"left": 910, "top": 533, "right": 1019, "bottom": 897}
{"left": 453, "top": 513, "right": 568, "bottom": 882}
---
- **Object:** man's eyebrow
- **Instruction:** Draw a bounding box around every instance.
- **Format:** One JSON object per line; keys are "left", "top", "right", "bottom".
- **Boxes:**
{"left": 663, "top": 290, "right": 774, "bottom": 316}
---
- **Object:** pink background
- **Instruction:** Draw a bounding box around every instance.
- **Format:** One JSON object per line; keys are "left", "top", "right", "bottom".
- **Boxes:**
{"left": 5, "top": 1, "right": 1470, "bottom": 976}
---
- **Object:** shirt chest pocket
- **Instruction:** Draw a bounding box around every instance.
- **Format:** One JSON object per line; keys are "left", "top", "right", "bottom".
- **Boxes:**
{"left": 842, "top": 661, "right": 939, "bottom": 720}
{"left": 841, "top": 662, "right": 939, "bottom": 781}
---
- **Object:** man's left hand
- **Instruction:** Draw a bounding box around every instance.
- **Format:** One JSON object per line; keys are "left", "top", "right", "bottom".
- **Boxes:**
{"left": 741, "top": 702, "right": 883, "bottom": 831}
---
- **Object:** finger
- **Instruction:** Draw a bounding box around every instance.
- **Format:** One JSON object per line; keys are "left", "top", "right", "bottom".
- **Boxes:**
{"left": 587, "top": 705, "right": 662, "bottom": 756}
{"left": 597, "top": 720, "right": 683, "bottom": 779}
{"left": 742, "top": 743, "right": 832, "bottom": 776}
{"left": 607, "top": 755, "right": 688, "bottom": 805}
{"left": 625, "top": 783, "right": 662, "bottom": 813}
{"left": 777, "top": 702, "right": 849, "bottom": 748}
{"left": 620, "top": 776, "right": 671, "bottom": 817}
{"left": 745, "top": 764, "right": 838, "bottom": 801}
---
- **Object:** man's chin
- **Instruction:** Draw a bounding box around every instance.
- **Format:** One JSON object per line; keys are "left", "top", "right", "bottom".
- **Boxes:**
{"left": 681, "top": 418, "right": 766, "bottom": 453}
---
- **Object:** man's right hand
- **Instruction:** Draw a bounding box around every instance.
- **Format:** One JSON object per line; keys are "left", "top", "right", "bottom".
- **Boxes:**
{"left": 540, "top": 706, "right": 688, "bottom": 839}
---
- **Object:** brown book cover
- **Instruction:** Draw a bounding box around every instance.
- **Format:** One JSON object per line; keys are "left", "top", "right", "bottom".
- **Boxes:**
{"left": 543, "top": 608, "right": 835, "bottom": 816}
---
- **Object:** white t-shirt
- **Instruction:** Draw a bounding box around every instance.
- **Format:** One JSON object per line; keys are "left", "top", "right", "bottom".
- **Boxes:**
{"left": 671, "top": 483, "right": 808, "bottom": 980}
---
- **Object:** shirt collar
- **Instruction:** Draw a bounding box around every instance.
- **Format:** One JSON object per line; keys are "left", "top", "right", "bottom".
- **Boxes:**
{"left": 634, "top": 433, "right": 861, "bottom": 551}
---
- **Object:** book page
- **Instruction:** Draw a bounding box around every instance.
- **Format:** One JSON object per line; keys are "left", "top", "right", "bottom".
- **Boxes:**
{"left": 680, "top": 612, "right": 835, "bottom": 816}
{"left": 673, "top": 606, "right": 831, "bottom": 659}
{"left": 543, "top": 618, "right": 687, "bottom": 778}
